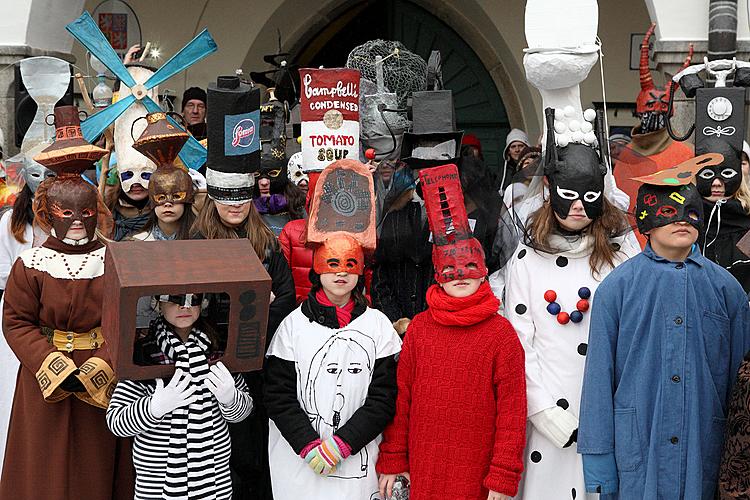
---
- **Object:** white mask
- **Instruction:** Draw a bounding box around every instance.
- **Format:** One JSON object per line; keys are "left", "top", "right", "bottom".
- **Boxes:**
{"left": 114, "top": 66, "right": 158, "bottom": 193}
{"left": 286, "top": 152, "right": 308, "bottom": 186}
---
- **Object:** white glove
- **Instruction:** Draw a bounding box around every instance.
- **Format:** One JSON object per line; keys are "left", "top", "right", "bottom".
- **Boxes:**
{"left": 529, "top": 406, "right": 579, "bottom": 449}
{"left": 204, "top": 362, "right": 237, "bottom": 406}
{"left": 150, "top": 369, "right": 198, "bottom": 419}
{"left": 188, "top": 169, "right": 207, "bottom": 191}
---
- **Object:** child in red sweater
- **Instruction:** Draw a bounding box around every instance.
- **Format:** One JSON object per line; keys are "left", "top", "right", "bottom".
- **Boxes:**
{"left": 377, "top": 164, "right": 527, "bottom": 500}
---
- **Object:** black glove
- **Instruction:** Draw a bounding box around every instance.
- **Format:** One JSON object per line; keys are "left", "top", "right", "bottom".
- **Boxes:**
{"left": 59, "top": 372, "right": 85, "bottom": 393}
{"left": 563, "top": 428, "right": 578, "bottom": 449}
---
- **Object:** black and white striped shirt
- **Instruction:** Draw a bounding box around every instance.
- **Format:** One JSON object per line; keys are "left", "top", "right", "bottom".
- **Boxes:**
{"left": 107, "top": 374, "right": 252, "bottom": 499}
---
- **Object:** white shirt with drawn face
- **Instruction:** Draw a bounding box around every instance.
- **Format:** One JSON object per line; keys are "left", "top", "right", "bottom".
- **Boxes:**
{"left": 266, "top": 306, "right": 401, "bottom": 500}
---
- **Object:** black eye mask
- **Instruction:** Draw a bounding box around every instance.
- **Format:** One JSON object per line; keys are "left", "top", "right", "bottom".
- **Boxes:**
{"left": 546, "top": 143, "right": 606, "bottom": 220}
{"left": 695, "top": 138, "right": 742, "bottom": 198}
{"left": 635, "top": 183, "right": 703, "bottom": 234}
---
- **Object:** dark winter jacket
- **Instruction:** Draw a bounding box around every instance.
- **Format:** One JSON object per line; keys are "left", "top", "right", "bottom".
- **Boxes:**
{"left": 193, "top": 228, "right": 295, "bottom": 500}
{"left": 699, "top": 198, "right": 750, "bottom": 293}
{"left": 371, "top": 199, "right": 434, "bottom": 322}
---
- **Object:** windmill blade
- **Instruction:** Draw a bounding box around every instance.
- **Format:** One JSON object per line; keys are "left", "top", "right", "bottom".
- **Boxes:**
{"left": 144, "top": 29, "right": 217, "bottom": 89}
{"left": 66, "top": 12, "right": 136, "bottom": 88}
{"left": 177, "top": 136, "right": 208, "bottom": 171}
{"left": 81, "top": 94, "right": 136, "bottom": 142}
{"left": 140, "top": 96, "right": 206, "bottom": 170}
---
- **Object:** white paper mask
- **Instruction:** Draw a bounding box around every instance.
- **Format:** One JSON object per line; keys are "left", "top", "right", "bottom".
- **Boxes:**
{"left": 114, "top": 66, "right": 158, "bottom": 191}
{"left": 286, "top": 152, "right": 308, "bottom": 185}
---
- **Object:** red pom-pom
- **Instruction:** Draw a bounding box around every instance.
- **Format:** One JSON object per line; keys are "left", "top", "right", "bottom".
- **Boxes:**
{"left": 576, "top": 299, "right": 590, "bottom": 312}
{"left": 557, "top": 312, "right": 570, "bottom": 325}
{"left": 544, "top": 290, "right": 557, "bottom": 303}
{"left": 365, "top": 148, "right": 376, "bottom": 160}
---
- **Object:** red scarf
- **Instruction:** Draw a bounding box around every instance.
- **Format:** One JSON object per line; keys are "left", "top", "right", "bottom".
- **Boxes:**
{"left": 315, "top": 289, "right": 355, "bottom": 327}
{"left": 426, "top": 281, "right": 500, "bottom": 326}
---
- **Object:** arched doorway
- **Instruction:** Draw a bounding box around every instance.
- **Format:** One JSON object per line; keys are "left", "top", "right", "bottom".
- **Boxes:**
{"left": 295, "top": 0, "right": 511, "bottom": 175}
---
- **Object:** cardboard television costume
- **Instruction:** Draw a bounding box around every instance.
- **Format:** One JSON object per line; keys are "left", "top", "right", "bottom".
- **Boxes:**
{"left": 102, "top": 237, "right": 268, "bottom": 499}
{"left": 0, "top": 105, "right": 134, "bottom": 500}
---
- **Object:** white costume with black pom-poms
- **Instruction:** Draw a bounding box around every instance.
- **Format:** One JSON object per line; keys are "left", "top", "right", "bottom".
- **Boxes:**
{"left": 505, "top": 235, "right": 638, "bottom": 500}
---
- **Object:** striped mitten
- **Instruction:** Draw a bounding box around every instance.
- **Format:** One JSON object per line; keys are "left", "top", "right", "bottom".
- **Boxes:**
{"left": 304, "top": 436, "right": 350, "bottom": 475}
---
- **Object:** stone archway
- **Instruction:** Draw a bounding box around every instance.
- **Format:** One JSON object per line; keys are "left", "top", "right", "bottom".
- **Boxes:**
{"left": 241, "top": 0, "right": 538, "bottom": 158}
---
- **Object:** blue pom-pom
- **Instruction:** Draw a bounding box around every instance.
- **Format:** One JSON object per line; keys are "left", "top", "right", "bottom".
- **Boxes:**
{"left": 578, "top": 287, "right": 591, "bottom": 299}
{"left": 570, "top": 310, "right": 584, "bottom": 323}
{"left": 546, "top": 302, "right": 561, "bottom": 315}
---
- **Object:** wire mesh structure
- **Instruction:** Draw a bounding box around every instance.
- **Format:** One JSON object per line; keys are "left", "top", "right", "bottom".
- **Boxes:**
{"left": 346, "top": 39, "right": 427, "bottom": 107}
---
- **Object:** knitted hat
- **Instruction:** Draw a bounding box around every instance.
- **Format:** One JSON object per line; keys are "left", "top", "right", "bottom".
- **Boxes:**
{"left": 182, "top": 86, "right": 207, "bottom": 107}
{"left": 461, "top": 133, "right": 482, "bottom": 156}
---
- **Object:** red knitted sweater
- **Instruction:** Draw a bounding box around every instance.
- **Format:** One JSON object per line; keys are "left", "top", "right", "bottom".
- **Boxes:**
{"left": 377, "top": 287, "right": 527, "bottom": 498}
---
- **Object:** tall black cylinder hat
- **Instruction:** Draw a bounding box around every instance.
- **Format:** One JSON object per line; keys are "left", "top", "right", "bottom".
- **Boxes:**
{"left": 206, "top": 76, "right": 261, "bottom": 204}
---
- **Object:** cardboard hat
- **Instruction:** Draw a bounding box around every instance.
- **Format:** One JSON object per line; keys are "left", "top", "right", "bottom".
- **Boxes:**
{"left": 132, "top": 112, "right": 190, "bottom": 168}
{"left": 33, "top": 105, "right": 108, "bottom": 176}
{"left": 419, "top": 163, "right": 487, "bottom": 283}
{"left": 306, "top": 159, "right": 375, "bottom": 275}
{"left": 400, "top": 90, "right": 463, "bottom": 169}
{"left": 205, "top": 76, "right": 261, "bottom": 205}
{"left": 306, "top": 158, "right": 376, "bottom": 248}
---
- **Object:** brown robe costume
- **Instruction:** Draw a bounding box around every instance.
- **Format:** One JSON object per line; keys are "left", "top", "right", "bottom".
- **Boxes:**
{"left": 0, "top": 237, "right": 134, "bottom": 499}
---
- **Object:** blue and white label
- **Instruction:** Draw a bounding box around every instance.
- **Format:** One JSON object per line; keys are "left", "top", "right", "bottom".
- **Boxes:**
{"left": 225, "top": 110, "right": 260, "bottom": 156}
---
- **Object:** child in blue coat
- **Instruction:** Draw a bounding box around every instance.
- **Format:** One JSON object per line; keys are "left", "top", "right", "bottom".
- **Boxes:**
{"left": 578, "top": 172, "right": 750, "bottom": 499}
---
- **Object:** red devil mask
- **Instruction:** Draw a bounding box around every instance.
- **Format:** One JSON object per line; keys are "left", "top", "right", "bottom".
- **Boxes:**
{"left": 636, "top": 24, "right": 693, "bottom": 124}
{"left": 47, "top": 178, "right": 98, "bottom": 243}
{"left": 419, "top": 164, "right": 488, "bottom": 283}
{"left": 312, "top": 236, "right": 365, "bottom": 275}
{"left": 432, "top": 237, "right": 487, "bottom": 283}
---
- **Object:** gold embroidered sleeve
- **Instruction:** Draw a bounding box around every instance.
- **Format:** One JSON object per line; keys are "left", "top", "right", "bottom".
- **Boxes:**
{"left": 36, "top": 352, "right": 77, "bottom": 402}
{"left": 75, "top": 357, "right": 116, "bottom": 409}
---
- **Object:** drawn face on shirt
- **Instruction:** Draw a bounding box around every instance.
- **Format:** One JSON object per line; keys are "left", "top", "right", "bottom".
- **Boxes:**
{"left": 305, "top": 331, "right": 376, "bottom": 433}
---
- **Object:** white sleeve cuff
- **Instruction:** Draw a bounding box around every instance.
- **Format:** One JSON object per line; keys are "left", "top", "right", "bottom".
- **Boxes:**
{"left": 529, "top": 406, "right": 579, "bottom": 449}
